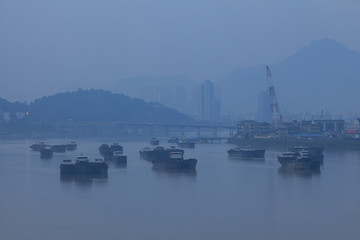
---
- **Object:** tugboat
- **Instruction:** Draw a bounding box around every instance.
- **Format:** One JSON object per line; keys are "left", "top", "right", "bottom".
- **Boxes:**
{"left": 152, "top": 151, "right": 197, "bottom": 170}
{"left": 30, "top": 142, "right": 46, "bottom": 151}
{"left": 40, "top": 146, "right": 53, "bottom": 159}
{"left": 66, "top": 142, "right": 77, "bottom": 151}
{"left": 150, "top": 138, "right": 160, "bottom": 146}
{"left": 177, "top": 140, "right": 195, "bottom": 148}
{"left": 60, "top": 155, "right": 108, "bottom": 175}
{"left": 227, "top": 146, "right": 265, "bottom": 159}
{"left": 112, "top": 151, "right": 127, "bottom": 165}
{"left": 277, "top": 151, "right": 322, "bottom": 170}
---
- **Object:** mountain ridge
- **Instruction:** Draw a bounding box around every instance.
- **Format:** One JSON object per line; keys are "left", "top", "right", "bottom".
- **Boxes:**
{"left": 217, "top": 38, "right": 360, "bottom": 115}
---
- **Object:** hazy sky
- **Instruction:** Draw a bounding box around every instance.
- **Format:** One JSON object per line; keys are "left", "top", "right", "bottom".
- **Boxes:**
{"left": 1, "top": 0, "right": 359, "bottom": 102}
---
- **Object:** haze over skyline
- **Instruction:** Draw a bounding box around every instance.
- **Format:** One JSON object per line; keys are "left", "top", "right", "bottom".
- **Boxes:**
{"left": 1, "top": 0, "right": 359, "bottom": 102}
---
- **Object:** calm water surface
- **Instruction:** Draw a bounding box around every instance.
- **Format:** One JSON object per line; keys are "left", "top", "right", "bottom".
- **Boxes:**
{"left": 1, "top": 138, "right": 360, "bottom": 240}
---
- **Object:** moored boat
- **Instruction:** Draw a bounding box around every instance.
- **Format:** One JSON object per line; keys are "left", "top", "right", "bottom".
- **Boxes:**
{"left": 139, "top": 146, "right": 168, "bottom": 161}
{"left": 112, "top": 151, "right": 127, "bottom": 164}
{"left": 66, "top": 142, "right": 77, "bottom": 151}
{"left": 51, "top": 144, "right": 67, "bottom": 153}
{"left": 277, "top": 151, "right": 322, "bottom": 170}
{"left": 60, "top": 155, "right": 108, "bottom": 175}
{"left": 227, "top": 146, "right": 265, "bottom": 159}
{"left": 152, "top": 151, "right": 197, "bottom": 170}
{"left": 40, "top": 146, "right": 53, "bottom": 159}
{"left": 30, "top": 142, "right": 46, "bottom": 151}
{"left": 99, "top": 143, "right": 124, "bottom": 161}
{"left": 288, "top": 145, "right": 324, "bottom": 156}
{"left": 139, "top": 146, "right": 184, "bottom": 162}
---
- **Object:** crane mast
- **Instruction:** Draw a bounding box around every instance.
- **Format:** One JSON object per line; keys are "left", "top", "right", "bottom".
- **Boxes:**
{"left": 266, "top": 65, "right": 283, "bottom": 128}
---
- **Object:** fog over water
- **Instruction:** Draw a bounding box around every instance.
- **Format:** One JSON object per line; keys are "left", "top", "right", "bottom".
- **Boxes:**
{"left": 1, "top": 1, "right": 360, "bottom": 239}
{"left": 1, "top": 139, "right": 360, "bottom": 240}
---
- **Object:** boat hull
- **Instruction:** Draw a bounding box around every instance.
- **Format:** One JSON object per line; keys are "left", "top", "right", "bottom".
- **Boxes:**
{"left": 277, "top": 156, "right": 322, "bottom": 170}
{"left": 152, "top": 158, "right": 197, "bottom": 170}
{"left": 60, "top": 162, "right": 108, "bottom": 175}
{"left": 227, "top": 149, "right": 265, "bottom": 159}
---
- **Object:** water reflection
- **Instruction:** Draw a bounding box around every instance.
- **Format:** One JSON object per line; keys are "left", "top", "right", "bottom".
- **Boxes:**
{"left": 228, "top": 156, "right": 266, "bottom": 163}
{"left": 106, "top": 161, "right": 127, "bottom": 169}
{"left": 60, "top": 174, "right": 108, "bottom": 186}
{"left": 151, "top": 168, "right": 197, "bottom": 178}
{"left": 277, "top": 167, "right": 321, "bottom": 178}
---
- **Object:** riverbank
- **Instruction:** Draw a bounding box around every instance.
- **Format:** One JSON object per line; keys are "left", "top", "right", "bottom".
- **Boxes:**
{"left": 228, "top": 137, "right": 360, "bottom": 151}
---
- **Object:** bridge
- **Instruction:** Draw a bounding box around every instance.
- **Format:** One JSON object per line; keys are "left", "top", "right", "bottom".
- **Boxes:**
{"left": 55, "top": 122, "right": 237, "bottom": 138}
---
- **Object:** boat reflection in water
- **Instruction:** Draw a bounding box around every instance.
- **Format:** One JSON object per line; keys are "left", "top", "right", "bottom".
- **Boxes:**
{"left": 151, "top": 168, "right": 197, "bottom": 178}
{"left": 60, "top": 174, "right": 108, "bottom": 186}
{"left": 277, "top": 166, "right": 321, "bottom": 178}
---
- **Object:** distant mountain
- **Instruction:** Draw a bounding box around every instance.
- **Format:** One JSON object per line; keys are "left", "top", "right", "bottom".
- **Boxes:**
{"left": 2, "top": 89, "right": 192, "bottom": 123}
{"left": 218, "top": 39, "right": 360, "bottom": 115}
{"left": 106, "top": 75, "right": 195, "bottom": 98}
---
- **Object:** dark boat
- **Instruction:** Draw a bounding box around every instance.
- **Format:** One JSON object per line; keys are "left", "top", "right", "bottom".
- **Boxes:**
{"left": 177, "top": 140, "right": 195, "bottom": 148}
{"left": 277, "top": 151, "right": 322, "bottom": 170}
{"left": 288, "top": 145, "right": 324, "bottom": 162}
{"left": 150, "top": 138, "right": 160, "bottom": 146}
{"left": 139, "top": 146, "right": 168, "bottom": 161}
{"left": 139, "top": 146, "right": 184, "bottom": 162}
{"left": 66, "top": 142, "right": 77, "bottom": 151}
{"left": 40, "top": 146, "right": 53, "bottom": 159}
{"left": 99, "top": 143, "right": 124, "bottom": 160}
{"left": 30, "top": 142, "right": 46, "bottom": 151}
{"left": 51, "top": 144, "right": 67, "bottom": 153}
{"left": 112, "top": 151, "right": 127, "bottom": 164}
{"left": 227, "top": 146, "right": 265, "bottom": 159}
{"left": 60, "top": 156, "right": 108, "bottom": 176}
{"left": 110, "top": 143, "right": 123, "bottom": 152}
{"left": 152, "top": 151, "right": 197, "bottom": 170}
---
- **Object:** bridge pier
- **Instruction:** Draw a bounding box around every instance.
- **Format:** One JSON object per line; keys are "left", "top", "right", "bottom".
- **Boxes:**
{"left": 213, "top": 127, "right": 218, "bottom": 137}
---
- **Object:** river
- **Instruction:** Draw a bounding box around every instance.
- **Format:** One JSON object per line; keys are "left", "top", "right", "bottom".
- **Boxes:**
{"left": 0, "top": 138, "right": 359, "bottom": 240}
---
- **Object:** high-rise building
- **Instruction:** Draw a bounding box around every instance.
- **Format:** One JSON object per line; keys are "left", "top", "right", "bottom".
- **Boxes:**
{"left": 258, "top": 91, "right": 270, "bottom": 122}
{"left": 200, "top": 80, "right": 221, "bottom": 121}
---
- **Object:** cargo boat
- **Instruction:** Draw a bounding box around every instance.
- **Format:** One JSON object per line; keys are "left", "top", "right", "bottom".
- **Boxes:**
{"left": 227, "top": 146, "right": 265, "bottom": 159}
{"left": 152, "top": 151, "right": 197, "bottom": 170}
{"left": 30, "top": 142, "right": 46, "bottom": 151}
{"left": 288, "top": 145, "right": 324, "bottom": 162}
{"left": 66, "top": 142, "right": 77, "bottom": 151}
{"left": 60, "top": 156, "right": 108, "bottom": 175}
{"left": 51, "top": 144, "right": 67, "bottom": 153}
{"left": 99, "top": 143, "right": 124, "bottom": 160}
{"left": 277, "top": 151, "right": 322, "bottom": 170}
{"left": 112, "top": 151, "right": 127, "bottom": 165}
{"left": 40, "top": 146, "right": 53, "bottom": 159}
{"left": 139, "top": 146, "right": 184, "bottom": 162}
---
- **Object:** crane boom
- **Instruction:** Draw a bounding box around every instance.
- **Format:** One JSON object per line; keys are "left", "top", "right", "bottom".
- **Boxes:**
{"left": 266, "top": 65, "right": 283, "bottom": 128}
